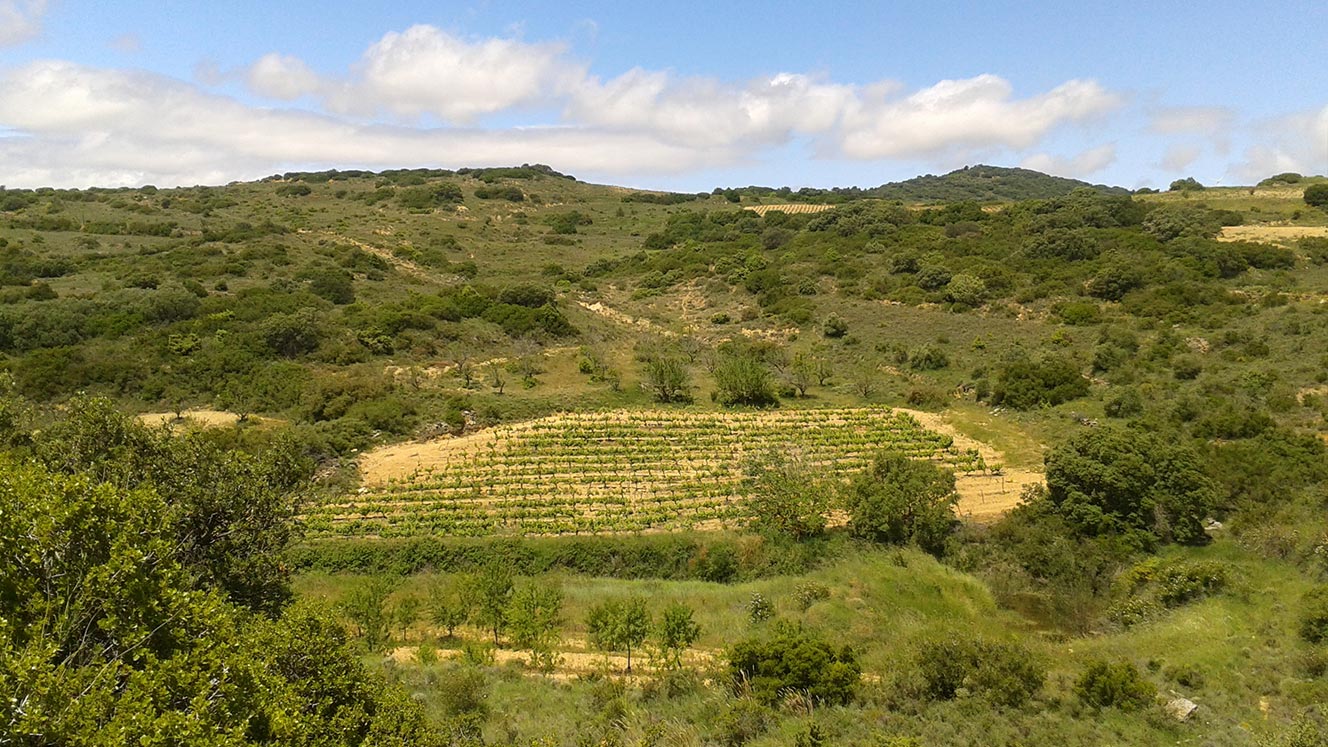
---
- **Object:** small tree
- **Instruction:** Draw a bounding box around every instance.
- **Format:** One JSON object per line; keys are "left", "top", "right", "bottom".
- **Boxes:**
{"left": 744, "top": 449, "right": 829, "bottom": 540}
{"left": 727, "top": 623, "right": 860, "bottom": 706}
{"left": 488, "top": 364, "right": 507, "bottom": 394}
{"left": 840, "top": 450, "right": 958, "bottom": 554}
{"left": 642, "top": 356, "right": 693, "bottom": 403}
{"left": 822, "top": 315, "right": 848, "bottom": 338}
{"left": 656, "top": 602, "right": 701, "bottom": 670}
{"left": 428, "top": 579, "right": 473, "bottom": 638}
{"left": 470, "top": 563, "right": 514, "bottom": 646}
{"left": 342, "top": 577, "right": 396, "bottom": 651}
{"left": 1304, "top": 183, "right": 1328, "bottom": 209}
{"left": 508, "top": 584, "right": 563, "bottom": 671}
{"left": 587, "top": 597, "right": 652, "bottom": 673}
{"left": 714, "top": 354, "right": 777, "bottom": 407}
{"left": 394, "top": 594, "right": 423, "bottom": 642}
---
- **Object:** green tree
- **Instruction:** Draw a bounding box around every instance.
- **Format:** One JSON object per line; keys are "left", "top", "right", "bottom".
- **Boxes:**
{"left": 714, "top": 354, "right": 778, "bottom": 407}
{"left": 470, "top": 562, "right": 514, "bottom": 646}
{"left": 1304, "top": 183, "right": 1328, "bottom": 208}
{"left": 395, "top": 594, "right": 423, "bottom": 642}
{"left": 587, "top": 596, "right": 652, "bottom": 673}
{"left": 343, "top": 577, "right": 396, "bottom": 650}
{"left": 507, "top": 584, "right": 563, "bottom": 670}
{"left": 993, "top": 355, "right": 1088, "bottom": 410}
{"left": 656, "top": 602, "right": 701, "bottom": 670}
{"left": 744, "top": 448, "right": 830, "bottom": 540}
{"left": 1044, "top": 425, "right": 1216, "bottom": 544}
{"left": 642, "top": 356, "right": 693, "bottom": 403}
{"left": 429, "top": 578, "right": 473, "bottom": 638}
{"left": 944, "top": 273, "right": 986, "bottom": 306}
{"left": 840, "top": 450, "right": 958, "bottom": 554}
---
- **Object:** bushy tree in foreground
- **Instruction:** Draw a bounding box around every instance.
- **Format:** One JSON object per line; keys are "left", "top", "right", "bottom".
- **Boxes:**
{"left": 727, "top": 623, "right": 860, "bottom": 706}
{"left": 1044, "top": 425, "right": 1216, "bottom": 544}
{"left": 841, "top": 450, "right": 958, "bottom": 554}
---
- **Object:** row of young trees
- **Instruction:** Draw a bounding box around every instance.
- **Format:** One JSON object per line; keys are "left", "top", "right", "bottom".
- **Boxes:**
{"left": 340, "top": 564, "right": 702, "bottom": 674}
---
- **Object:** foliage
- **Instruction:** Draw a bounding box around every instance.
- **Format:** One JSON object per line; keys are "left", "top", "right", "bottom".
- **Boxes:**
{"left": 507, "top": 584, "right": 564, "bottom": 670}
{"left": 713, "top": 354, "right": 778, "bottom": 407}
{"left": 1304, "top": 183, "right": 1328, "bottom": 208}
{"left": 992, "top": 355, "right": 1088, "bottom": 410}
{"left": 913, "top": 636, "right": 1045, "bottom": 707}
{"left": 1299, "top": 587, "right": 1328, "bottom": 644}
{"left": 841, "top": 450, "right": 958, "bottom": 554}
{"left": 743, "top": 448, "right": 830, "bottom": 540}
{"left": 342, "top": 576, "right": 397, "bottom": 650}
{"left": 1044, "top": 425, "right": 1217, "bottom": 544}
{"left": 727, "top": 623, "right": 860, "bottom": 706}
{"left": 469, "top": 562, "right": 514, "bottom": 645}
{"left": 1074, "top": 659, "right": 1156, "bottom": 710}
{"left": 587, "top": 596, "right": 652, "bottom": 672}
{"left": 641, "top": 356, "right": 693, "bottom": 403}
{"left": 656, "top": 602, "right": 702, "bottom": 670}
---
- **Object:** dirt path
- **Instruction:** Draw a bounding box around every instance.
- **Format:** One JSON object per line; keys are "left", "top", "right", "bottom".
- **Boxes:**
{"left": 897, "top": 408, "right": 1043, "bottom": 522}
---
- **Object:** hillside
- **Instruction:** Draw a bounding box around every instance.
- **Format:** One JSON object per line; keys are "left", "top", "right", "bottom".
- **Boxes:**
{"left": 3, "top": 166, "right": 1328, "bottom": 745}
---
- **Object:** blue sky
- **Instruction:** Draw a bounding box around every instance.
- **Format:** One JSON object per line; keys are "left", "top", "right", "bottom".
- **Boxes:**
{"left": 0, "top": 0, "right": 1324, "bottom": 190}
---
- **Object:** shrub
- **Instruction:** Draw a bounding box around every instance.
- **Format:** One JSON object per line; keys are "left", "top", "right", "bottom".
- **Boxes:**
{"left": 1074, "top": 659, "right": 1155, "bottom": 710}
{"left": 822, "top": 314, "right": 849, "bottom": 338}
{"left": 727, "top": 623, "right": 860, "bottom": 706}
{"left": 914, "top": 636, "right": 1045, "bottom": 707}
{"left": 993, "top": 355, "right": 1088, "bottom": 410}
{"left": 1304, "top": 183, "right": 1328, "bottom": 208}
{"left": 1299, "top": 587, "right": 1328, "bottom": 644}
{"left": 714, "top": 355, "right": 778, "bottom": 407}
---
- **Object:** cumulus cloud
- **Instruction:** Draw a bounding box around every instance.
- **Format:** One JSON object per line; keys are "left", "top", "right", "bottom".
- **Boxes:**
{"left": 0, "top": 60, "right": 727, "bottom": 188}
{"left": 1234, "top": 104, "right": 1328, "bottom": 180}
{"left": 0, "top": 25, "right": 1131, "bottom": 188}
{"left": 567, "top": 70, "right": 855, "bottom": 149}
{"left": 837, "top": 75, "right": 1122, "bottom": 160}
{"left": 247, "top": 53, "right": 321, "bottom": 100}
{"left": 0, "top": 0, "right": 45, "bottom": 46}
{"left": 316, "top": 25, "right": 585, "bottom": 122}
{"left": 1021, "top": 144, "right": 1117, "bottom": 178}
{"left": 1158, "top": 143, "right": 1202, "bottom": 172}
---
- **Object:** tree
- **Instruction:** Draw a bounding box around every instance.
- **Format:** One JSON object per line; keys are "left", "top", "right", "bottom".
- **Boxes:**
{"left": 642, "top": 356, "right": 692, "bottom": 403}
{"left": 428, "top": 579, "right": 473, "bottom": 638}
{"left": 587, "top": 597, "right": 652, "bottom": 673}
{"left": 840, "top": 450, "right": 958, "bottom": 554}
{"left": 394, "top": 594, "right": 423, "bottom": 642}
{"left": 507, "top": 584, "right": 563, "bottom": 670}
{"left": 1304, "top": 183, "right": 1328, "bottom": 209}
{"left": 656, "top": 603, "right": 701, "bottom": 670}
{"left": 488, "top": 363, "right": 507, "bottom": 394}
{"left": 470, "top": 562, "right": 514, "bottom": 645}
{"left": 993, "top": 355, "right": 1088, "bottom": 410}
{"left": 343, "top": 577, "right": 396, "bottom": 650}
{"left": 1044, "top": 425, "right": 1216, "bottom": 544}
{"left": 714, "top": 354, "right": 777, "bottom": 407}
{"left": 744, "top": 448, "right": 829, "bottom": 540}
{"left": 944, "top": 273, "right": 986, "bottom": 306}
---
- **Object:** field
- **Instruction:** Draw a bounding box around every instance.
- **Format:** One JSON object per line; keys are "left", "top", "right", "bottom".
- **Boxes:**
{"left": 742, "top": 204, "right": 835, "bottom": 216}
{"left": 309, "top": 407, "right": 993, "bottom": 539}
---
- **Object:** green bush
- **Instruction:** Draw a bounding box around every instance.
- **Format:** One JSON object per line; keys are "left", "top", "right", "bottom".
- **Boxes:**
{"left": 914, "top": 636, "right": 1045, "bottom": 707}
{"left": 727, "top": 623, "right": 860, "bottom": 706}
{"left": 1074, "top": 659, "right": 1155, "bottom": 710}
{"left": 1299, "top": 587, "right": 1328, "bottom": 644}
{"left": 841, "top": 450, "right": 957, "bottom": 554}
{"left": 1303, "top": 183, "right": 1328, "bottom": 209}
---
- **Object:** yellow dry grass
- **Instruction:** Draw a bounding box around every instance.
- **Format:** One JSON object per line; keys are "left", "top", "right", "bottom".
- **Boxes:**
{"left": 136, "top": 409, "right": 259, "bottom": 428}
{"left": 1218, "top": 225, "right": 1328, "bottom": 244}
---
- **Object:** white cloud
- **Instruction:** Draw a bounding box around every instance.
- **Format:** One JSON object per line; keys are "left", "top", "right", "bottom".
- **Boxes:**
{"left": 1021, "top": 144, "right": 1117, "bottom": 178}
{"left": 568, "top": 70, "right": 855, "bottom": 148}
{"left": 838, "top": 75, "right": 1122, "bottom": 159}
{"left": 1234, "top": 104, "right": 1328, "bottom": 180}
{"left": 247, "top": 53, "right": 321, "bottom": 100}
{"left": 321, "top": 25, "right": 585, "bottom": 122}
{"left": 0, "top": 0, "right": 45, "bottom": 46}
{"left": 1158, "top": 143, "right": 1202, "bottom": 173}
{"left": 1149, "top": 106, "right": 1235, "bottom": 136}
{"left": 0, "top": 60, "right": 727, "bottom": 188}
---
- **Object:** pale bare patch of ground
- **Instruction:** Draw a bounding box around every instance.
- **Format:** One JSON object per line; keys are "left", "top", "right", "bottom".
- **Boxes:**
{"left": 1218, "top": 225, "right": 1328, "bottom": 244}
{"left": 137, "top": 409, "right": 267, "bottom": 428}
{"left": 897, "top": 408, "right": 1043, "bottom": 522}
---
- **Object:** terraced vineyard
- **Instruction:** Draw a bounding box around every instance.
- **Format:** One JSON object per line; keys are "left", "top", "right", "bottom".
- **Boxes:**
{"left": 306, "top": 408, "right": 986, "bottom": 539}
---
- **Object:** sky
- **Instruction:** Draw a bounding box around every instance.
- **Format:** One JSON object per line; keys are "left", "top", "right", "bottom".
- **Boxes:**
{"left": 0, "top": 0, "right": 1324, "bottom": 191}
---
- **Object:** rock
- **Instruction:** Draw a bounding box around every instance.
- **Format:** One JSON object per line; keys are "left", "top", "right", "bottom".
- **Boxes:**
{"left": 1166, "top": 697, "right": 1198, "bottom": 721}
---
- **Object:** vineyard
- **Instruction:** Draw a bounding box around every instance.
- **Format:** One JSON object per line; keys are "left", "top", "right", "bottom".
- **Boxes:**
{"left": 742, "top": 203, "right": 835, "bottom": 216}
{"left": 305, "top": 408, "right": 989, "bottom": 540}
